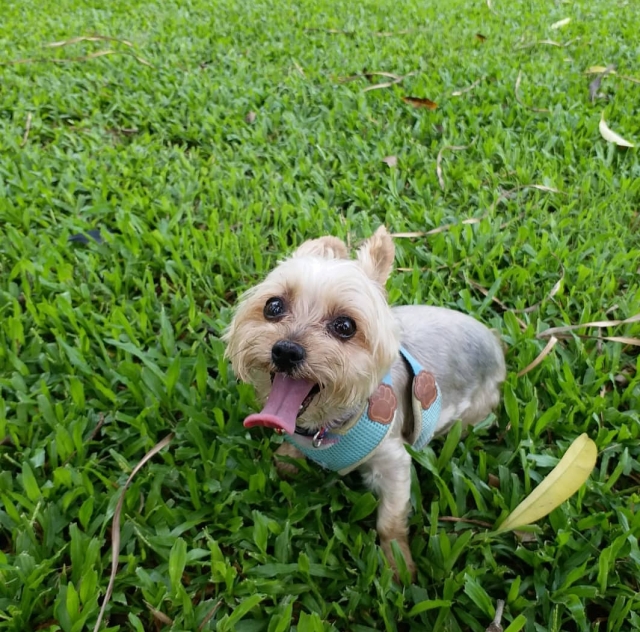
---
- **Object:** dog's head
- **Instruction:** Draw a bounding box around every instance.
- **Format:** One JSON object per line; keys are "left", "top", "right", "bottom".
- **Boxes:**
{"left": 223, "top": 226, "right": 400, "bottom": 433}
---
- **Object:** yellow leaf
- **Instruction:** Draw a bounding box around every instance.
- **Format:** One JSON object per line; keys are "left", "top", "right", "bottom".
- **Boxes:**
{"left": 550, "top": 17, "right": 571, "bottom": 30}
{"left": 585, "top": 65, "right": 617, "bottom": 75}
{"left": 599, "top": 115, "right": 634, "bottom": 148}
{"left": 497, "top": 433, "right": 597, "bottom": 532}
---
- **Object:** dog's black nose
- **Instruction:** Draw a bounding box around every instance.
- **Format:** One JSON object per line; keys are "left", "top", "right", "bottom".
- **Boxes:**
{"left": 271, "top": 340, "right": 306, "bottom": 373}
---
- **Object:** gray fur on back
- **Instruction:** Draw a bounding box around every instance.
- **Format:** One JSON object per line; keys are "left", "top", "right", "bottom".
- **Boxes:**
{"left": 389, "top": 305, "right": 506, "bottom": 438}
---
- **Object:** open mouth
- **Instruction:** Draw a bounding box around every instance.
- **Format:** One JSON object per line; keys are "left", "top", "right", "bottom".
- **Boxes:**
{"left": 243, "top": 373, "right": 321, "bottom": 434}
{"left": 297, "top": 382, "right": 321, "bottom": 418}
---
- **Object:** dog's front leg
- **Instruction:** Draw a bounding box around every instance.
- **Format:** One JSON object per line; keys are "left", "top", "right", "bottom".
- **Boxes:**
{"left": 274, "top": 441, "right": 306, "bottom": 475}
{"left": 360, "top": 437, "right": 415, "bottom": 580}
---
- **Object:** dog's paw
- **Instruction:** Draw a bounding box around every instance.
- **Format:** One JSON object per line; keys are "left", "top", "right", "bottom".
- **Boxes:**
{"left": 381, "top": 536, "right": 416, "bottom": 584}
{"left": 274, "top": 442, "right": 305, "bottom": 476}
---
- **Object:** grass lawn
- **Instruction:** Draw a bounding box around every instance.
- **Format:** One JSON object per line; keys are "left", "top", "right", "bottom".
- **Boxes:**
{"left": 1, "top": 0, "right": 640, "bottom": 630}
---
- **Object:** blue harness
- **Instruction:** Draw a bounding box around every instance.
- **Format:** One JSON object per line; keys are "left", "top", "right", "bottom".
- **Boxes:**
{"left": 283, "top": 347, "right": 442, "bottom": 475}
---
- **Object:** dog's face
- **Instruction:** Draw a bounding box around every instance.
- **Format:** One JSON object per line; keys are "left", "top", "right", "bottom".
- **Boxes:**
{"left": 224, "top": 227, "right": 401, "bottom": 432}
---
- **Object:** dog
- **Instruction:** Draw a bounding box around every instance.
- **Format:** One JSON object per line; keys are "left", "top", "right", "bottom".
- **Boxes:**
{"left": 224, "top": 226, "right": 506, "bottom": 578}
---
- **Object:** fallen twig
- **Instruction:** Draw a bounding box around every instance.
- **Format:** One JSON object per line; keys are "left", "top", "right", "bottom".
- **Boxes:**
{"left": 45, "top": 34, "right": 134, "bottom": 48}
{"left": 537, "top": 313, "right": 640, "bottom": 338}
{"left": 391, "top": 217, "right": 485, "bottom": 239}
{"left": 485, "top": 600, "right": 505, "bottom": 632}
{"left": 452, "top": 77, "right": 484, "bottom": 97}
{"left": 363, "top": 71, "right": 416, "bottom": 93}
{"left": 512, "top": 258, "right": 564, "bottom": 314}
{"left": 517, "top": 336, "right": 559, "bottom": 377}
{"left": 466, "top": 279, "right": 527, "bottom": 331}
{"left": 439, "top": 516, "right": 494, "bottom": 529}
{"left": 198, "top": 600, "right": 223, "bottom": 631}
{"left": 514, "top": 37, "right": 580, "bottom": 50}
{"left": 491, "top": 184, "right": 566, "bottom": 213}
{"left": 1, "top": 49, "right": 153, "bottom": 67}
{"left": 93, "top": 434, "right": 174, "bottom": 632}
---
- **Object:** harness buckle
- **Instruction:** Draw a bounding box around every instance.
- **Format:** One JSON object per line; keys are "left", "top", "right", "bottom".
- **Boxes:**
{"left": 312, "top": 427, "right": 327, "bottom": 448}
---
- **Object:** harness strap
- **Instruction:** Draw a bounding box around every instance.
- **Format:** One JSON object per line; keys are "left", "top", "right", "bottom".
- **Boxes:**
{"left": 283, "top": 347, "right": 441, "bottom": 473}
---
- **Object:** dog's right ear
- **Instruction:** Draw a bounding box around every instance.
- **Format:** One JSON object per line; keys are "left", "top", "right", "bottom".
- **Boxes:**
{"left": 292, "top": 236, "right": 348, "bottom": 260}
{"left": 356, "top": 225, "right": 395, "bottom": 285}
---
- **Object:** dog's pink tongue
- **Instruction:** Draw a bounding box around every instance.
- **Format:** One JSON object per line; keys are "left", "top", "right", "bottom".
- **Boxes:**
{"left": 244, "top": 374, "right": 315, "bottom": 435}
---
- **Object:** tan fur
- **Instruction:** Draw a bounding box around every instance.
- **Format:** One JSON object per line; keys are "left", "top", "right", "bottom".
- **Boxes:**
{"left": 274, "top": 442, "right": 304, "bottom": 476}
{"left": 356, "top": 226, "right": 395, "bottom": 286}
{"left": 224, "top": 226, "right": 506, "bottom": 582}
{"left": 223, "top": 251, "right": 400, "bottom": 430}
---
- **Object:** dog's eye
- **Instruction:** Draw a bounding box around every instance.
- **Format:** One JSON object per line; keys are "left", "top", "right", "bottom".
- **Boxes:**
{"left": 264, "top": 297, "right": 286, "bottom": 320}
{"left": 329, "top": 316, "right": 357, "bottom": 340}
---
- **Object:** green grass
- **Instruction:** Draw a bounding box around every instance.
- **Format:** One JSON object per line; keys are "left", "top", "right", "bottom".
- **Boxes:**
{"left": 1, "top": 0, "right": 640, "bottom": 630}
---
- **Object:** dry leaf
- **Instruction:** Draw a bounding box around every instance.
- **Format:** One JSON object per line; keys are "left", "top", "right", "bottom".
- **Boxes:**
{"left": 585, "top": 65, "right": 612, "bottom": 74}
{"left": 585, "top": 66, "right": 640, "bottom": 85}
{"left": 589, "top": 64, "right": 615, "bottom": 102}
{"left": 550, "top": 17, "right": 571, "bottom": 30}
{"left": 382, "top": 155, "right": 398, "bottom": 167}
{"left": 144, "top": 601, "right": 173, "bottom": 625}
{"left": 517, "top": 336, "right": 559, "bottom": 377}
{"left": 402, "top": 96, "right": 438, "bottom": 109}
{"left": 476, "top": 33, "right": 487, "bottom": 42}
{"left": 497, "top": 433, "right": 597, "bottom": 532}
{"left": 599, "top": 115, "right": 634, "bottom": 148}
{"left": 599, "top": 336, "right": 640, "bottom": 346}
{"left": 245, "top": 111, "right": 257, "bottom": 124}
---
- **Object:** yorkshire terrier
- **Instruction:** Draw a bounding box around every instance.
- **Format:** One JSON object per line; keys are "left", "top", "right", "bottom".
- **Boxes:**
{"left": 224, "top": 226, "right": 506, "bottom": 578}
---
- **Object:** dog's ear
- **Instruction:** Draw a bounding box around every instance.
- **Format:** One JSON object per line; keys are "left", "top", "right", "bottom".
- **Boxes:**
{"left": 357, "top": 226, "right": 395, "bottom": 285}
{"left": 292, "top": 236, "right": 348, "bottom": 260}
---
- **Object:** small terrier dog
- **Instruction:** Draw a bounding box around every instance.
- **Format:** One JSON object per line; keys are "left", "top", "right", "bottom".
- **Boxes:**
{"left": 224, "top": 226, "right": 505, "bottom": 578}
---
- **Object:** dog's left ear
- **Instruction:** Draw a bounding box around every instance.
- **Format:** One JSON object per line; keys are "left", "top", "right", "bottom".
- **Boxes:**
{"left": 292, "top": 236, "right": 348, "bottom": 260}
{"left": 357, "top": 226, "right": 395, "bottom": 285}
